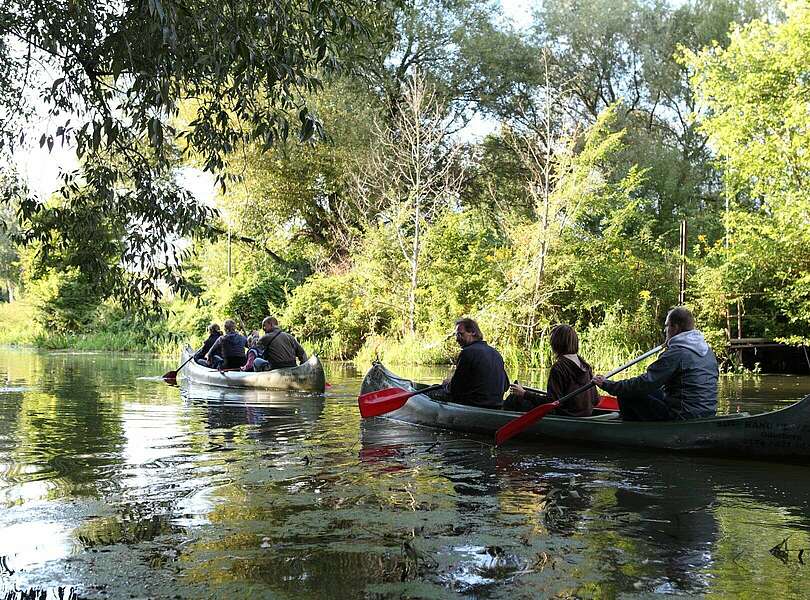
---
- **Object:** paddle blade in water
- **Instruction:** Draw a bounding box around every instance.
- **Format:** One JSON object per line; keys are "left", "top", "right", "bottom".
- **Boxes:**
{"left": 358, "top": 387, "right": 415, "bottom": 418}
{"left": 596, "top": 395, "right": 619, "bottom": 411}
{"left": 162, "top": 370, "right": 178, "bottom": 381}
{"left": 495, "top": 401, "right": 560, "bottom": 446}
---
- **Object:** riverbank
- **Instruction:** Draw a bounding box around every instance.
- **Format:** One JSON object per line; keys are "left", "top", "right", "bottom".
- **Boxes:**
{"left": 0, "top": 299, "right": 727, "bottom": 376}
{"left": 0, "top": 300, "right": 179, "bottom": 355}
{"left": 0, "top": 300, "right": 653, "bottom": 373}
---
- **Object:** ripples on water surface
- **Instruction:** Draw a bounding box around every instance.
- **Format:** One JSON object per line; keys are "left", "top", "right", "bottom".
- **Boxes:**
{"left": 1, "top": 347, "right": 810, "bottom": 599}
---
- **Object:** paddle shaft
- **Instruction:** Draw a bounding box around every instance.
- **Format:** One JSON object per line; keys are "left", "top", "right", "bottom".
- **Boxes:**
{"left": 517, "top": 384, "right": 617, "bottom": 410}
{"left": 495, "top": 344, "right": 664, "bottom": 445}
{"left": 163, "top": 347, "right": 200, "bottom": 380}
{"left": 176, "top": 353, "right": 197, "bottom": 372}
{"left": 551, "top": 344, "right": 664, "bottom": 407}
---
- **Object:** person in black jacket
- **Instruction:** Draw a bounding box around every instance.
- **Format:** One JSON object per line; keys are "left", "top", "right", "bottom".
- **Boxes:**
{"left": 440, "top": 318, "right": 509, "bottom": 409}
{"left": 194, "top": 323, "right": 222, "bottom": 367}
{"left": 504, "top": 324, "right": 598, "bottom": 416}
{"left": 593, "top": 307, "right": 718, "bottom": 421}
{"left": 206, "top": 319, "right": 248, "bottom": 369}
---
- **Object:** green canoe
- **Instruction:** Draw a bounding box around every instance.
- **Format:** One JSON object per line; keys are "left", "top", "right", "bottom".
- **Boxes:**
{"left": 360, "top": 361, "right": 810, "bottom": 461}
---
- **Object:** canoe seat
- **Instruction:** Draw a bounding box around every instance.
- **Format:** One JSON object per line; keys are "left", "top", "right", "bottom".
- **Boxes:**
{"left": 586, "top": 411, "right": 751, "bottom": 422}
{"left": 711, "top": 412, "right": 750, "bottom": 419}
{"left": 587, "top": 412, "right": 621, "bottom": 420}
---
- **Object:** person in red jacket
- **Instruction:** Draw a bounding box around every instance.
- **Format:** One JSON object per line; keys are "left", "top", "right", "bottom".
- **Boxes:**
{"left": 504, "top": 324, "right": 598, "bottom": 416}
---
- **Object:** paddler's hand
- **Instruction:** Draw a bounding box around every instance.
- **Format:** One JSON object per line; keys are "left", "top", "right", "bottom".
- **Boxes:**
{"left": 509, "top": 382, "right": 526, "bottom": 398}
{"left": 592, "top": 375, "right": 607, "bottom": 387}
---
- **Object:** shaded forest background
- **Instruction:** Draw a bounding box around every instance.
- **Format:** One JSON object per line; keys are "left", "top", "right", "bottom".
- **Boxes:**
{"left": 0, "top": 0, "right": 808, "bottom": 371}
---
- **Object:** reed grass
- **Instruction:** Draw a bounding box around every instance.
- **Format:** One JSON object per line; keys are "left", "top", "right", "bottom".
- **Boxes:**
{"left": 0, "top": 300, "right": 40, "bottom": 346}
{"left": 354, "top": 333, "right": 456, "bottom": 366}
{"left": 0, "top": 299, "right": 186, "bottom": 356}
{"left": 351, "top": 330, "right": 656, "bottom": 378}
{"left": 30, "top": 330, "right": 167, "bottom": 353}
{"left": 1, "top": 297, "right": 662, "bottom": 376}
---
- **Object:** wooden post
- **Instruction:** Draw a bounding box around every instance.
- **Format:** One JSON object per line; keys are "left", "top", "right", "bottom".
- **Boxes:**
{"left": 725, "top": 302, "right": 732, "bottom": 341}
{"left": 227, "top": 229, "right": 232, "bottom": 279}
{"left": 736, "top": 297, "right": 744, "bottom": 366}
{"left": 678, "top": 219, "right": 687, "bottom": 304}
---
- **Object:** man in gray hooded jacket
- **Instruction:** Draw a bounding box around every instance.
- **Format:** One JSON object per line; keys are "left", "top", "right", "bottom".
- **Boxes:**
{"left": 593, "top": 307, "right": 718, "bottom": 421}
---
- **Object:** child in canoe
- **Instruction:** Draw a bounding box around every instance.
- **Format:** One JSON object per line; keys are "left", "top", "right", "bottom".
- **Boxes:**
{"left": 504, "top": 324, "right": 598, "bottom": 416}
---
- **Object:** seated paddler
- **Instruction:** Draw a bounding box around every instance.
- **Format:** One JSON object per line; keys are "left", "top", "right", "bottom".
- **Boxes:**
{"left": 206, "top": 319, "right": 248, "bottom": 370}
{"left": 194, "top": 322, "right": 222, "bottom": 367}
{"left": 504, "top": 324, "right": 598, "bottom": 416}
{"left": 430, "top": 318, "right": 509, "bottom": 408}
{"left": 592, "top": 307, "right": 718, "bottom": 421}
{"left": 253, "top": 316, "right": 308, "bottom": 371}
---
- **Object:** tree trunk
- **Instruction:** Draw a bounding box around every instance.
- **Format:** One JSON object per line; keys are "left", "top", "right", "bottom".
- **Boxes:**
{"left": 408, "top": 194, "right": 421, "bottom": 335}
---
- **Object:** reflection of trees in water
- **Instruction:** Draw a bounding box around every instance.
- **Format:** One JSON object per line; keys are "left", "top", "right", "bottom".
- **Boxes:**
{"left": 181, "top": 383, "right": 327, "bottom": 449}
{"left": 574, "top": 455, "right": 810, "bottom": 597}
{"left": 1, "top": 351, "right": 128, "bottom": 500}
{"left": 2, "top": 586, "right": 76, "bottom": 600}
{"left": 74, "top": 502, "right": 182, "bottom": 549}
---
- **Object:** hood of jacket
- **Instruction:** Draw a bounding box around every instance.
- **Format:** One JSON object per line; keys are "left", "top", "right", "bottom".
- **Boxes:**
{"left": 667, "top": 329, "right": 709, "bottom": 356}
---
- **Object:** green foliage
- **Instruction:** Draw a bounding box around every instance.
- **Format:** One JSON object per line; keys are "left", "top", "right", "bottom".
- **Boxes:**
{"left": 417, "top": 211, "right": 506, "bottom": 333}
{"left": 0, "top": 299, "right": 40, "bottom": 346}
{"left": 532, "top": 0, "right": 766, "bottom": 246}
{"left": 354, "top": 333, "right": 455, "bottom": 367}
{"left": 217, "top": 272, "right": 291, "bottom": 331}
{"left": 4, "top": 0, "right": 808, "bottom": 372}
{"left": 1, "top": 0, "right": 388, "bottom": 312}
{"left": 683, "top": 1, "right": 808, "bottom": 202}
{"left": 25, "top": 266, "right": 105, "bottom": 333}
{"left": 685, "top": 1, "right": 810, "bottom": 344}
{"left": 222, "top": 79, "right": 384, "bottom": 260}
{"left": 282, "top": 272, "right": 392, "bottom": 359}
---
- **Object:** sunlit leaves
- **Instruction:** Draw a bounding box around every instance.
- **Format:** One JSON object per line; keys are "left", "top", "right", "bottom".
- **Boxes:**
{"left": 0, "top": 0, "right": 386, "bottom": 312}
{"left": 686, "top": 2, "right": 810, "bottom": 343}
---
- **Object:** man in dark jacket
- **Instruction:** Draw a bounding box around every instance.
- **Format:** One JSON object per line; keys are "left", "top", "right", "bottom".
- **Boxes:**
{"left": 441, "top": 318, "right": 509, "bottom": 409}
{"left": 253, "top": 316, "right": 308, "bottom": 371}
{"left": 206, "top": 319, "right": 247, "bottom": 369}
{"left": 593, "top": 307, "right": 718, "bottom": 421}
{"left": 194, "top": 323, "right": 222, "bottom": 367}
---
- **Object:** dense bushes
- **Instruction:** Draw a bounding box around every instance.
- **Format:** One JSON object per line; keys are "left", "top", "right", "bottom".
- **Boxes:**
{"left": 282, "top": 272, "right": 392, "bottom": 359}
{"left": 26, "top": 266, "right": 106, "bottom": 334}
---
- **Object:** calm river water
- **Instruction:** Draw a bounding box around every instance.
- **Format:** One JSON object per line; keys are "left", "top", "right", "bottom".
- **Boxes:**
{"left": 2, "top": 347, "right": 810, "bottom": 599}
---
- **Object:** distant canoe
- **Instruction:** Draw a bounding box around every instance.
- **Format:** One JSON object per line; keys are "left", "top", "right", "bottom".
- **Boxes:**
{"left": 360, "top": 361, "right": 810, "bottom": 461}
{"left": 181, "top": 346, "right": 326, "bottom": 392}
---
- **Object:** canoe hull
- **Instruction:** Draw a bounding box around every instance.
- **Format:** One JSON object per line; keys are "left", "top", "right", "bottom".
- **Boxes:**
{"left": 182, "top": 347, "right": 326, "bottom": 392}
{"left": 360, "top": 362, "right": 810, "bottom": 461}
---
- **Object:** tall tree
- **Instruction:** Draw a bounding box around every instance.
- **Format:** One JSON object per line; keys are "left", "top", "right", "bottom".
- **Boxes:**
{"left": 529, "top": 0, "right": 769, "bottom": 241}
{"left": 685, "top": 1, "right": 810, "bottom": 343}
{"left": 0, "top": 0, "right": 389, "bottom": 311}
{"left": 353, "top": 73, "right": 463, "bottom": 334}
{"left": 218, "top": 79, "right": 383, "bottom": 264}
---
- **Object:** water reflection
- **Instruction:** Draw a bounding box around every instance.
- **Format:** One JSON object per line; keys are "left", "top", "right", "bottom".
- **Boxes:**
{"left": 1, "top": 349, "right": 810, "bottom": 598}
{"left": 182, "top": 382, "right": 326, "bottom": 435}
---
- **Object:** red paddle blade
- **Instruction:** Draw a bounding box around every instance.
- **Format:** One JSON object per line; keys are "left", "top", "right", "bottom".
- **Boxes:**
{"left": 162, "top": 371, "right": 178, "bottom": 381}
{"left": 596, "top": 395, "right": 619, "bottom": 411}
{"left": 358, "top": 387, "right": 415, "bottom": 418}
{"left": 495, "top": 401, "right": 560, "bottom": 446}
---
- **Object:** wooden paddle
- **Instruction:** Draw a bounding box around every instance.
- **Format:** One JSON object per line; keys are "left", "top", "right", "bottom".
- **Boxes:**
{"left": 162, "top": 348, "right": 199, "bottom": 381}
{"left": 358, "top": 384, "right": 444, "bottom": 418}
{"left": 517, "top": 383, "right": 618, "bottom": 411}
{"left": 495, "top": 345, "right": 664, "bottom": 446}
